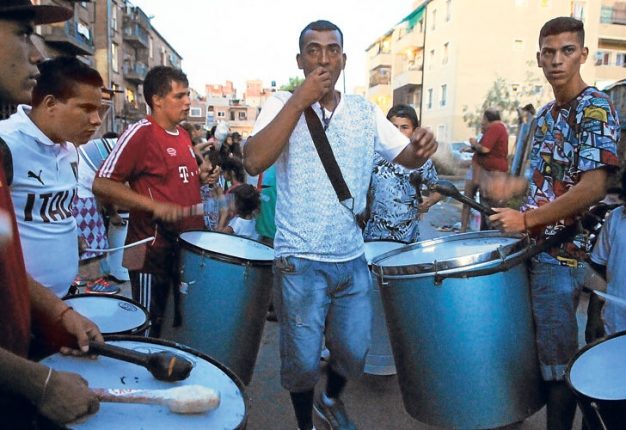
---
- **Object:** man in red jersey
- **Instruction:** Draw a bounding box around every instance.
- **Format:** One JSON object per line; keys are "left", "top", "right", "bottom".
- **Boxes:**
{"left": 94, "top": 66, "right": 212, "bottom": 337}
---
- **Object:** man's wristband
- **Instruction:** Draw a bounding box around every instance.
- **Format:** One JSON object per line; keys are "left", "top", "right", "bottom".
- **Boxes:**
{"left": 56, "top": 306, "right": 74, "bottom": 324}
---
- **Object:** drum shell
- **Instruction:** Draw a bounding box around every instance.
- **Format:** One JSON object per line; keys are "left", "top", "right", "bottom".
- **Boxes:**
{"left": 373, "top": 234, "right": 545, "bottom": 429}
{"left": 566, "top": 331, "right": 626, "bottom": 430}
{"left": 162, "top": 233, "right": 273, "bottom": 386}
{"left": 364, "top": 240, "right": 408, "bottom": 376}
{"left": 39, "top": 335, "right": 248, "bottom": 429}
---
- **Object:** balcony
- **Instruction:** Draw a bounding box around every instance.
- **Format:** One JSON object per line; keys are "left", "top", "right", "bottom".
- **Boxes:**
{"left": 121, "top": 101, "right": 147, "bottom": 121}
{"left": 123, "top": 62, "right": 148, "bottom": 84}
{"left": 393, "top": 29, "right": 423, "bottom": 54}
{"left": 41, "top": 20, "right": 94, "bottom": 56}
{"left": 393, "top": 65, "right": 422, "bottom": 90}
{"left": 123, "top": 22, "right": 149, "bottom": 49}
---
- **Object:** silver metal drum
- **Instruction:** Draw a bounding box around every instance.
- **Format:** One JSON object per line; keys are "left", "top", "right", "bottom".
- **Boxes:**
{"left": 363, "top": 240, "right": 407, "bottom": 376}
{"left": 371, "top": 231, "right": 545, "bottom": 429}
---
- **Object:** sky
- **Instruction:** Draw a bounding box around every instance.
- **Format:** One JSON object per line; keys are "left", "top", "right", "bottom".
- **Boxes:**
{"left": 131, "top": 0, "right": 417, "bottom": 95}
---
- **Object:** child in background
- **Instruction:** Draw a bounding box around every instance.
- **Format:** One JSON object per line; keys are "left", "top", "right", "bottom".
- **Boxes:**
{"left": 220, "top": 184, "right": 261, "bottom": 240}
{"left": 200, "top": 150, "right": 224, "bottom": 231}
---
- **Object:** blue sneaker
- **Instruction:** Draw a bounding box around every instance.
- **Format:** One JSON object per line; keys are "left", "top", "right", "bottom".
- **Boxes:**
{"left": 85, "top": 277, "right": 120, "bottom": 294}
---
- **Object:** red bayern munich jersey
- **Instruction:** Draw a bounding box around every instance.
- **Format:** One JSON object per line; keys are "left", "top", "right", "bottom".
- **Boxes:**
{"left": 98, "top": 116, "right": 202, "bottom": 255}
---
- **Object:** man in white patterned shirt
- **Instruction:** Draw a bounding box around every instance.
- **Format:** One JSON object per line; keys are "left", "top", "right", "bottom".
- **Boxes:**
{"left": 244, "top": 20, "right": 437, "bottom": 430}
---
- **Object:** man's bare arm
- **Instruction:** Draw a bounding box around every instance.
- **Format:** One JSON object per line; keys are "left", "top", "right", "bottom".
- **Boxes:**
{"left": 244, "top": 67, "right": 332, "bottom": 176}
{"left": 93, "top": 177, "right": 184, "bottom": 223}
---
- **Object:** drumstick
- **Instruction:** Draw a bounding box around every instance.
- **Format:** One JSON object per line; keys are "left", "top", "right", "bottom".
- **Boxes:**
{"left": 93, "top": 385, "right": 220, "bottom": 414}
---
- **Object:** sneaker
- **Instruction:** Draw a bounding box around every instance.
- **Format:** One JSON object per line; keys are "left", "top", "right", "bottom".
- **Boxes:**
{"left": 313, "top": 392, "right": 356, "bottom": 430}
{"left": 85, "top": 277, "right": 121, "bottom": 294}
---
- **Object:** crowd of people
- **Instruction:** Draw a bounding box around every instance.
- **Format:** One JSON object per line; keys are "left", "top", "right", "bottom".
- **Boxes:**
{"left": 0, "top": 2, "right": 623, "bottom": 429}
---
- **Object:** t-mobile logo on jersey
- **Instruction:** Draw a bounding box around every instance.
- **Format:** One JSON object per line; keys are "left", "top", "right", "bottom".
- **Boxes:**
{"left": 179, "top": 166, "right": 190, "bottom": 183}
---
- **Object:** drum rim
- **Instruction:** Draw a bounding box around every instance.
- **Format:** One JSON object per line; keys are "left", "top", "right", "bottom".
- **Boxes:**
{"left": 179, "top": 230, "right": 274, "bottom": 266}
{"left": 565, "top": 329, "right": 626, "bottom": 402}
{"left": 102, "top": 334, "right": 249, "bottom": 429}
{"left": 371, "top": 231, "right": 527, "bottom": 277}
{"left": 63, "top": 293, "right": 151, "bottom": 335}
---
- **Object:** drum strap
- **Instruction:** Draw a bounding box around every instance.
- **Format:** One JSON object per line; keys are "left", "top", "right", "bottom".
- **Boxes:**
{"left": 303, "top": 106, "right": 354, "bottom": 212}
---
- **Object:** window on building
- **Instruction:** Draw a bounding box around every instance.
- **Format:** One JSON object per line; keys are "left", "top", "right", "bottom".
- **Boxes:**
{"left": 111, "top": 6, "right": 118, "bottom": 31}
{"left": 431, "top": 9, "right": 437, "bottom": 30}
{"left": 446, "top": 0, "right": 452, "bottom": 21}
{"left": 111, "top": 42, "right": 119, "bottom": 72}
{"left": 149, "top": 37, "right": 154, "bottom": 59}
{"left": 437, "top": 125, "right": 446, "bottom": 141}
{"left": 161, "top": 47, "right": 167, "bottom": 66}
{"left": 238, "top": 111, "right": 247, "bottom": 120}
{"left": 443, "top": 43, "right": 449, "bottom": 64}
{"left": 429, "top": 49, "right": 435, "bottom": 69}
{"left": 126, "top": 88, "right": 136, "bottom": 104}
{"left": 440, "top": 84, "right": 447, "bottom": 106}
{"left": 427, "top": 88, "right": 433, "bottom": 109}
{"left": 513, "top": 39, "right": 524, "bottom": 52}
{"left": 189, "top": 107, "right": 202, "bottom": 117}
{"left": 217, "top": 111, "right": 225, "bottom": 118}
{"left": 616, "top": 53, "right": 626, "bottom": 67}
{"left": 595, "top": 51, "right": 610, "bottom": 66}
{"left": 572, "top": 1, "right": 585, "bottom": 21}
{"left": 419, "top": 18, "right": 424, "bottom": 33}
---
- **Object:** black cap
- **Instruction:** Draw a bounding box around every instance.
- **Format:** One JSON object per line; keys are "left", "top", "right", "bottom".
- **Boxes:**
{"left": 0, "top": 0, "right": 72, "bottom": 25}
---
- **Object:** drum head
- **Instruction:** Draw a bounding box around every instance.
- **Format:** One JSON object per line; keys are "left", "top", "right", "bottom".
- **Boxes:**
{"left": 568, "top": 332, "right": 626, "bottom": 401}
{"left": 63, "top": 294, "right": 149, "bottom": 335}
{"left": 180, "top": 231, "right": 274, "bottom": 264}
{"left": 372, "top": 231, "right": 526, "bottom": 277}
{"left": 40, "top": 336, "right": 247, "bottom": 429}
{"left": 364, "top": 240, "right": 407, "bottom": 265}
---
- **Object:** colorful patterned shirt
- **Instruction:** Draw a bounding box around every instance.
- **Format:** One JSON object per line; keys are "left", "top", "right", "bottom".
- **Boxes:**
{"left": 363, "top": 154, "right": 439, "bottom": 243}
{"left": 522, "top": 87, "right": 620, "bottom": 260}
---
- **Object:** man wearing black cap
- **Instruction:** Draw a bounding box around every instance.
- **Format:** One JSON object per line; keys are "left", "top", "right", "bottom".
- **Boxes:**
{"left": 0, "top": 1, "right": 103, "bottom": 427}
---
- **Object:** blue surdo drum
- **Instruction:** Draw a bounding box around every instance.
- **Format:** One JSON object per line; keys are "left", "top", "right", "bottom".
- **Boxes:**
{"left": 363, "top": 240, "right": 408, "bottom": 376}
{"left": 162, "top": 231, "right": 273, "bottom": 386}
{"left": 371, "top": 231, "right": 545, "bottom": 429}
{"left": 40, "top": 336, "right": 248, "bottom": 429}
{"left": 566, "top": 331, "right": 626, "bottom": 430}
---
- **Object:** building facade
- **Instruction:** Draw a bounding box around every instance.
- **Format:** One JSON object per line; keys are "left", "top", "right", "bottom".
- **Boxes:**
{"left": 366, "top": 0, "right": 626, "bottom": 145}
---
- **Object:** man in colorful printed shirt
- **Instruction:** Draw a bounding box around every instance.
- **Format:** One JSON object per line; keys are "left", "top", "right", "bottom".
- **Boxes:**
{"left": 490, "top": 17, "right": 619, "bottom": 430}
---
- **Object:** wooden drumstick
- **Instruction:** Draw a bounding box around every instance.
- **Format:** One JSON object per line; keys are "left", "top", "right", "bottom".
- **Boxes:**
{"left": 93, "top": 385, "right": 220, "bottom": 414}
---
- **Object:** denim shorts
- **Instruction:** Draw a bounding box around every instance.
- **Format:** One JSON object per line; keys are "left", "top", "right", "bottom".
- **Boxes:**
{"left": 272, "top": 254, "right": 372, "bottom": 392}
{"left": 529, "top": 253, "right": 585, "bottom": 381}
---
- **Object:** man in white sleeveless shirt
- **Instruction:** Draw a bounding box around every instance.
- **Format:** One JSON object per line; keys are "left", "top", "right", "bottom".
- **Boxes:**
{"left": 244, "top": 20, "right": 437, "bottom": 430}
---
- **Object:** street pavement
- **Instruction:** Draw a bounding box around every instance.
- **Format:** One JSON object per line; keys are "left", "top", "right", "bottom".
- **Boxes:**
{"left": 111, "top": 178, "right": 588, "bottom": 430}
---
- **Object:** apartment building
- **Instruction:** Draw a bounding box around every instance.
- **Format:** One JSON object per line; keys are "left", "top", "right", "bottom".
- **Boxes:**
{"left": 366, "top": 0, "right": 626, "bottom": 144}
{"left": 93, "top": 0, "right": 182, "bottom": 133}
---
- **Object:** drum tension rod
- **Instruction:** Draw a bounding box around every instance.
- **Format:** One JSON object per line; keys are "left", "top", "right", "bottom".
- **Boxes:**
{"left": 497, "top": 246, "right": 507, "bottom": 262}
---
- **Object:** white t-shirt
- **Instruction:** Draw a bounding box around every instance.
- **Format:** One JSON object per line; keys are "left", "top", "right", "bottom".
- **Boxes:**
{"left": 590, "top": 206, "right": 626, "bottom": 334}
{"left": 0, "top": 105, "right": 78, "bottom": 297}
{"left": 250, "top": 91, "right": 408, "bottom": 261}
{"left": 228, "top": 216, "right": 260, "bottom": 241}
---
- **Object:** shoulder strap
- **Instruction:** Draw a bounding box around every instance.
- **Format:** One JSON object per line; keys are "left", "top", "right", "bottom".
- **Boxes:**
{"left": 303, "top": 106, "right": 354, "bottom": 211}
{"left": 0, "top": 136, "right": 13, "bottom": 186}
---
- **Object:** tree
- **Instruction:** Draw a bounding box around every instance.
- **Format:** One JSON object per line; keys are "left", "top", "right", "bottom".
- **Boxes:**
{"left": 279, "top": 76, "right": 304, "bottom": 92}
{"left": 463, "top": 66, "right": 546, "bottom": 134}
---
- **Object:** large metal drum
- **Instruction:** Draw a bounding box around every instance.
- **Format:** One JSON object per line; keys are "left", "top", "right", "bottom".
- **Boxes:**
{"left": 162, "top": 231, "right": 273, "bottom": 385}
{"left": 363, "top": 240, "right": 407, "bottom": 376}
{"left": 371, "top": 231, "right": 545, "bottom": 429}
{"left": 40, "top": 336, "right": 248, "bottom": 429}
{"left": 566, "top": 331, "right": 626, "bottom": 430}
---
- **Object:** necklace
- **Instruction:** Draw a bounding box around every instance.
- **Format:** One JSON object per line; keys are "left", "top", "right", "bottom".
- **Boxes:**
{"left": 320, "top": 92, "right": 339, "bottom": 131}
